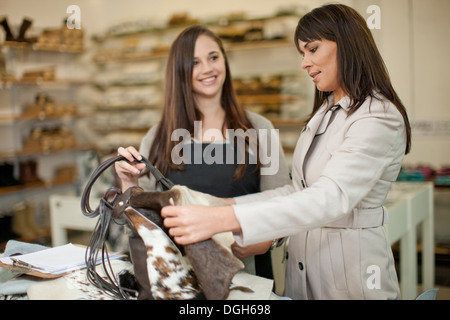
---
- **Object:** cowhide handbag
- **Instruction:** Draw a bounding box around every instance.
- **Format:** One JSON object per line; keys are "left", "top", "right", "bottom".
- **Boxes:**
{"left": 80, "top": 155, "right": 247, "bottom": 300}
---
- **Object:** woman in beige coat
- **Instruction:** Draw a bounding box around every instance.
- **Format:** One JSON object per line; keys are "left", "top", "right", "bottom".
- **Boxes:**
{"left": 161, "top": 4, "right": 412, "bottom": 299}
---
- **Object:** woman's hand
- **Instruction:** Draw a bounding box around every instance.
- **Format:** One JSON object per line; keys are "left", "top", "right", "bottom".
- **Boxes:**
{"left": 231, "top": 241, "right": 272, "bottom": 260}
{"left": 161, "top": 205, "right": 241, "bottom": 245}
{"left": 115, "top": 146, "right": 146, "bottom": 191}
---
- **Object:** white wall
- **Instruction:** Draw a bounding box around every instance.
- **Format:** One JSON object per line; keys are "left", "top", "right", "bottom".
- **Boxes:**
{"left": 352, "top": 0, "right": 450, "bottom": 168}
{"left": 1, "top": 0, "right": 449, "bottom": 168}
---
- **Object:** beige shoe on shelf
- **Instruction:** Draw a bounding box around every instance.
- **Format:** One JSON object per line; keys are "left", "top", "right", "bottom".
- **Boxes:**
{"left": 12, "top": 202, "right": 36, "bottom": 240}
{"left": 25, "top": 201, "right": 47, "bottom": 237}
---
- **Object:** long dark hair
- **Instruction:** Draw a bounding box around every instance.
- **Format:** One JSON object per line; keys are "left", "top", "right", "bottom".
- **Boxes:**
{"left": 149, "top": 25, "right": 260, "bottom": 178}
{"left": 295, "top": 4, "right": 411, "bottom": 154}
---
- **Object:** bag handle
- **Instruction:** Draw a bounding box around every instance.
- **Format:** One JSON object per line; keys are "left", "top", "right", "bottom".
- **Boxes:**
{"left": 80, "top": 154, "right": 174, "bottom": 300}
{"left": 81, "top": 154, "right": 174, "bottom": 218}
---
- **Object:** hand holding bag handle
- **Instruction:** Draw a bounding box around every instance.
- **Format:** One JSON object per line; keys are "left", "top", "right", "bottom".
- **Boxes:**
{"left": 81, "top": 154, "right": 174, "bottom": 219}
{"left": 80, "top": 154, "right": 175, "bottom": 299}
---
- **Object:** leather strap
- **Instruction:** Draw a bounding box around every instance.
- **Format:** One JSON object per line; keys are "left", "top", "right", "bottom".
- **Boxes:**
{"left": 80, "top": 154, "right": 174, "bottom": 300}
{"left": 81, "top": 154, "right": 174, "bottom": 218}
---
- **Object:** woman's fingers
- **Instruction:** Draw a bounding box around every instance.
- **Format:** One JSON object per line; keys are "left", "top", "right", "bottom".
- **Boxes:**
{"left": 118, "top": 146, "right": 141, "bottom": 162}
{"left": 161, "top": 208, "right": 191, "bottom": 238}
{"left": 116, "top": 159, "right": 144, "bottom": 175}
{"left": 161, "top": 205, "right": 213, "bottom": 245}
{"left": 160, "top": 204, "right": 177, "bottom": 219}
{"left": 116, "top": 146, "right": 145, "bottom": 176}
{"left": 231, "top": 241, "right": 272, "bottom": 259}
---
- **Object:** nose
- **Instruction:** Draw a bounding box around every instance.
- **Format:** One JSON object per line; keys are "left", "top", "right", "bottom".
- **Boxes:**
{"left": 200, "top": 59, "right": 214, "bottom": 74}
{"left": 301, "top": 54, "right": 311, "bottom": 70}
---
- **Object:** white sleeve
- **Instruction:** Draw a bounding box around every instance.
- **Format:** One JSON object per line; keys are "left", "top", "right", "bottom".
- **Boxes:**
{"left": 233, "top": 108, "right": 406, "bottom": 245}
{"left": 234, "top": 183, "right": 295, "bottom": 204}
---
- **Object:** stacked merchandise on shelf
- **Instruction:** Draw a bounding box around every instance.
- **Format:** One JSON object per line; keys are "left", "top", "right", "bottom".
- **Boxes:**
{"left": 0, "top": 17, "right": 35, "bottom": 44}
{"left": 0, "top": 15, "right": 89, "bottom": 247}
{"left": 92, "top": 9, "right": 302, "bottom": 63}
{"left": 23, "top": 93, "right": 77, "bottom": 119}
{"left": 0, "top": 16, "right": 83, "bottom": 52}
{"left": 34, "top": 23, "right": 83, "bottom": 52}
{"left": 0, "top": 201, "right": 48, "bottom": 244}
{"left": 22, "top": 126, "right": 77, "bottom": 153}
{"left": 435, "top": 168, "right": 450, "bottom": 186}
{"left": 0, "top": 160, "right": 50, "bottom": 244}
{"left": 19, "top": 93, "right": 80, "bottom": 154}
{"left": 20, "top": 67, "right": 55, "bottom": 82}
{"left": 89, "top": 9, "right": 307, "bottom": 155}
{"left": 397, "top": 165, "right": 450, "bottom": 187}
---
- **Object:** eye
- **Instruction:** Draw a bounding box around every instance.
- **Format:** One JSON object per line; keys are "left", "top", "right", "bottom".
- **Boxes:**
{"left": 192, "top": 59, "right": 199, "bottom": 66}
{"left": 310, "top": 46, "right": 318, "bottom": 53}
{"left": 210, "top": 54, "right": 219, "bottom": 61}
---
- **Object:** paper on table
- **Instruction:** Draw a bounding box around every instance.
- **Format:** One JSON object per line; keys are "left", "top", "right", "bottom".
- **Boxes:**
{"left": 0, "top": 243, "right": 123, "bottom": 275}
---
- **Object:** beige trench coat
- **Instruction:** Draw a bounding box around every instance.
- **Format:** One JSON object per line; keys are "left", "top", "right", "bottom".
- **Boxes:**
{"left": 233, "top": 93, "right": 404, "bottom": 299}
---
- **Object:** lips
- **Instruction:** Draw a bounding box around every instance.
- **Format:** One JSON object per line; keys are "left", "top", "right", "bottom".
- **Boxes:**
{"left": 200, "top": 76, "right": 217, "bottom": 85}
{"left": 309, "top": 71, "right": 321, "bottom": 82}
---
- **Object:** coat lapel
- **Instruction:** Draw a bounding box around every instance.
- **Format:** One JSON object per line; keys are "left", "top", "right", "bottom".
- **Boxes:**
{"left": 292, "top": 95, "right": 347, "bottom": 189}
{"left": 292, "top": 105, "right": 329, "bottom": 189}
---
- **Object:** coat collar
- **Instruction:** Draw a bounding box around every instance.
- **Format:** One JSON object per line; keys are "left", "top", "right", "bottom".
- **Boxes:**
{"left": 326, "top": 91, "right": 385, "bottom": 112}
{"left": 295, "top": 93, "right": 350, "bottom": 187}
{"left": 306, "top": 94, "right": 350, "bottom": 132}
{"left": 328, "top": 94, "right": 351, "bottom": 111}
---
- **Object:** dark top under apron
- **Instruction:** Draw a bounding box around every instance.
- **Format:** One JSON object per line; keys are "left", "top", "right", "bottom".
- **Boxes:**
{"left": 167, "top": 142, "right": 260, "bottom": 197}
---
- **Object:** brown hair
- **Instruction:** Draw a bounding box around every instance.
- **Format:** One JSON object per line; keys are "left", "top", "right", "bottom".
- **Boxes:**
{"left": 295, "top": 4, "right": 411, "bottom": 154}
{"left": 149, "top": 25, "right": 260, "bottom": 178}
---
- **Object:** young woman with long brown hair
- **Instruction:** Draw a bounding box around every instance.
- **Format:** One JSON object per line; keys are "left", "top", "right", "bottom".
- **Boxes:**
{"left": 115, "top": 25, "right": 290, "bottom": 281}
{"left": 161, "top": 4, "right": 412, "bottom": 299}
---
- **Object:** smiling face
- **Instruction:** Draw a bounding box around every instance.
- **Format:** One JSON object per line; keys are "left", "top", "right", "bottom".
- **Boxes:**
{"left": 191, "top": 35, "right": 226, "bottom": 101}
{"left": 298, "top": 38, "right": 345, "bottom": 102}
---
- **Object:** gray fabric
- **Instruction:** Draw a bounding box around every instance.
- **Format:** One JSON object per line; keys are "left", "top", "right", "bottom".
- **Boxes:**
{"left": 4, "top": 240, "right": 48, "bottom": 257}
{"left": 0, "top": 240, "right": 49, "bottom": 299}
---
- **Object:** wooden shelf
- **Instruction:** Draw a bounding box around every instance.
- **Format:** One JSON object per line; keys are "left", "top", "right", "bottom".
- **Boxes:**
{"left": 0, "top": 78, "right": 91, "bottom": 86}
{"left": 0, "top": 144, "right": 93, "bottom": 161}
{"left": 0, "top": 111, "right": 82, "bottom": 122}
{"left": 94, "top": 126, "right": 151, "bottom": 133}
{"left": 0, "top": 41, "right": 84, "bottom": 54}
{"left": 94, "top": 103, "right": 161, "bottom": 110}
{"left": 90, "top": 13, "right": 302, "bottom": 42}
{"left": 0, "top": 174, "right": 78, "bottom": 197}
{"left": 93, "top": 49, "right": 169, "bottom": 64}
{"left": 237, "top": 93, "right": 299, "bottom": 104}
{"left": 224, "top": 39, "right": 294, "bottom": 51}
{"left": 93, "top": 39, "right": 294, "bottom": 64}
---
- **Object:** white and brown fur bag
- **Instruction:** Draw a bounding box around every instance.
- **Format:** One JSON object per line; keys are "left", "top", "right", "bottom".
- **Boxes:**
{"left": 81, "top": 155, "right": 250, "bottom": 300}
